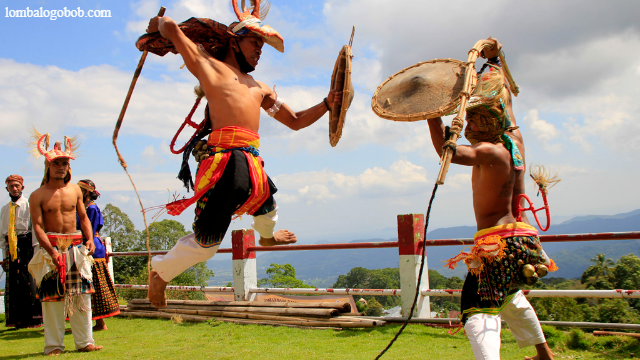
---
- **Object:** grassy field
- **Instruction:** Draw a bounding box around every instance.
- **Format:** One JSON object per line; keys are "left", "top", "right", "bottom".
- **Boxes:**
{"left": 2, "top": 314, "right": 638, "bottom": 359}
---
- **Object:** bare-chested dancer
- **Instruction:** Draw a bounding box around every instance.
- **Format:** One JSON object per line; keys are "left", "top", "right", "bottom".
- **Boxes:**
{"left": 27, "top": 132, "right": 102, "bottom": 355}
{"left": 142, "top": 2, "right": 341, "bottom": 307}
{"left": 427, "top": 40, "right": 554, "bottom": 360}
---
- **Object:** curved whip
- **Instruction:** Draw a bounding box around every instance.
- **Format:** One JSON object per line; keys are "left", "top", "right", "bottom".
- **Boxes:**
{"left": 112, "top": 6, "right": 166, "bottom": 275}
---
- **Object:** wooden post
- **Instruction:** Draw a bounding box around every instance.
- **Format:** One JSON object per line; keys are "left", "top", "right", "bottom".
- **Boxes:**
{"left": 397, "top": 214, "right": 430, "bottom": 318}
{"left": 103, "top": 236, "right": 115, "bottom": 283}
{"left": 232, "top": 229, "right": 257, "bottom": 301}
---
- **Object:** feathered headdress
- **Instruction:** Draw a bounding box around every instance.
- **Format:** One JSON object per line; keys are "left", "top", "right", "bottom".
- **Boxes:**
{"left": 29, "top": 127, "right": 79, "bottom": 184}
{"left": 230, "top": 0, "right": 284, "bottom": 53}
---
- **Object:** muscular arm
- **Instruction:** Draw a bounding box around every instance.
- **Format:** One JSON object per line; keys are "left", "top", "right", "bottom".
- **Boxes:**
{"left": 263, "top": 85, "right": 342, "bottom": 131}
{"left": 149, "top": 16, "right": 221, "bottom": 83}
{"left": 29, "top": 191, "right": 57, "bottom": 261}
{"left": 426, "top": 117, "right": 497, "bottom": 167}
{"left": 75, "top": 188, "right": 95, "bottom": 254}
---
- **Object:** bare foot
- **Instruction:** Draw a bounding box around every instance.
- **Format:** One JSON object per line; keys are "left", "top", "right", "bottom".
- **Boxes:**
{"left": 78, "top": 344, "right": 103, "bottom": 352}
{"left": 93, "top": 319, "right": 108, "bottom": 331}
{"left": 47, "top": 349, "right": 63, "bottom": 356}
{"left": 259, "top": 229, "right": 297, "bottom": 246}
{"left": 148, "top": 270, "right": 168, "bottom": 308}
{"left": 524, "top": 343, "right": 554, "bottom": 360}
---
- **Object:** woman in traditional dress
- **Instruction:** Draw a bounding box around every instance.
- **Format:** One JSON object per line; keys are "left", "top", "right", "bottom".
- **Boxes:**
{"left": 77, "top": 180, "right": 120, "bottom": 330}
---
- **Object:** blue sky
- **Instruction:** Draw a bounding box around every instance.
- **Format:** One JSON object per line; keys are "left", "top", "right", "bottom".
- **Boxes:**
{"left": 1, "top": 0, "right": 639, "bottom": 250}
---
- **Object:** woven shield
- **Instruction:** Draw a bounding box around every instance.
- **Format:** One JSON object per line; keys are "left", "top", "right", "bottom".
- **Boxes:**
{"left": 371, "top": 59, "right": 473, "bottom": 121}
{"left": 329, "top": 44, "right": 354, "bottom": 147}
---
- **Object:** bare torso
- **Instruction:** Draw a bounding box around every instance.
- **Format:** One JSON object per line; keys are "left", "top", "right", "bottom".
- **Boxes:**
{"left": 198, "top": 60, "right": 268, "bottom": 133}
{"left": 31, "top": 182, "right": 82, "bottom": 234}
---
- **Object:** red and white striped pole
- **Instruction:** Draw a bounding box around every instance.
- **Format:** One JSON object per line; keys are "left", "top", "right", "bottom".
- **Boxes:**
{"left": 231, "top": 229, "right": 257, "bottom": 301}
{"left": 397, "top": 214, "right": 431, "bottom": 318}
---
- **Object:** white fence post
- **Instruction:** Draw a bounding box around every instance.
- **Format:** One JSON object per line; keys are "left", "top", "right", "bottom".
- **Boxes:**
{"left": 103, "top": 236, "right": 114, "bottom": 283}
{"left": 232, "top": 229, "right": 257, "bottom": 301}
{"left": 397, "top": 214, "right": 430, "bottom": 318}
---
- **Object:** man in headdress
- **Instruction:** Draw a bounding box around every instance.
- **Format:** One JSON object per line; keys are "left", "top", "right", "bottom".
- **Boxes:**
{"left": 1, "top": 174, "right": 43, "bottom": 329}
{"left": 27, "top": 131, "right": 102, "bottom": 355}
{"left": 427, "top": 40, "right": 555, "bottom": 360}
{"left": 140, "top": 1, "right": 342, "bottom": 307}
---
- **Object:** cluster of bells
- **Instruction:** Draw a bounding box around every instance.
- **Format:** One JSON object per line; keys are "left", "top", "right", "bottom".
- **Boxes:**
{"left": 192, "top": 140, "right": 210, "bottom": 163}
{"left": 508, "top": 253, "right": 550, "bottom": 285}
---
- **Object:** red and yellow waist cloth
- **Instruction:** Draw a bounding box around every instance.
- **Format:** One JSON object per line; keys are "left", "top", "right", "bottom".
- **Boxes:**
{"left": 166, "top": 126, "right": 271, "bottom": 216}
{"left": 445, "top": 222, "right": 558, "bottom": 276}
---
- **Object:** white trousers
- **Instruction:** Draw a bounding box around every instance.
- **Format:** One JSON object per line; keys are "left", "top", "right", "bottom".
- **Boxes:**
{"left": 151, "top": 233, "right": 220, "bottom": 282}
{"left": 464, "top": 291, "right": 545, "bottom": 360}
{"left": 41, "top": 295, "right": 94, "bottom": 354}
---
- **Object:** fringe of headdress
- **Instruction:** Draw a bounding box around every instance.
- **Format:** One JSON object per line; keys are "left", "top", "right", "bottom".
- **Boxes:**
{"left": 529, "top": 165, "right": 561, "bottom": 195}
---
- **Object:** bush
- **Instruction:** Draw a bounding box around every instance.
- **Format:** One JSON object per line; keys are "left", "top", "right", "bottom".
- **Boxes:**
{"left": 540, "top": 325, "right": 562, "bottom": 348}
{"left": 566, "top": 329, "right": 591, "bottom": 350}
{"left": 364, "top": 298, "right": 384, "bottom": 317}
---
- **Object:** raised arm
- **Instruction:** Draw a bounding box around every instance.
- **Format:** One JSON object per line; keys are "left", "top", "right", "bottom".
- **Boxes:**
{"left": 426, "top": 117, "right": 498, "bottom": 167}
{"left": 147, "top": 16, "right": 219, "bottom": 82}
{"left": 262, "top": 85, "right": 343, "bottom": 131}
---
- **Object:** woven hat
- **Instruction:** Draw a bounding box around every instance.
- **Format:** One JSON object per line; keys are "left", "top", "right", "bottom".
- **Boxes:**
{"left": 329, "top": 28, "right": 355, "bottom": 147}
{"left": 371, "top": 59, "right": 473, "bottom": 122}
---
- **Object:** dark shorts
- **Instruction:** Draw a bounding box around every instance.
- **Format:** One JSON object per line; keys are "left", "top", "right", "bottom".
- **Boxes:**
{"left": 193, "top": 150, "right": 277, "bottom": 247}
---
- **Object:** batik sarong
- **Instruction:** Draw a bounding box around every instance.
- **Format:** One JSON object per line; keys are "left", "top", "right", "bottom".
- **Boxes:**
{"left": 166, "top": 126, "right": 276, "bottom": 247}
{"left": 90, "top": 258, "right": 120, "bottom": 319}
{"left": 444, "top": 223, "right": 557, "bottom": 323}
{"left": 3, "top": 233, "right": 43, "bottom": 328}
{"left": 28, "top": 232, "right": 94, "bottom": 315}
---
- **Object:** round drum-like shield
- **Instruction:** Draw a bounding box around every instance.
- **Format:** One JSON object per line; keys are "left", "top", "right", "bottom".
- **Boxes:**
{"left": 371, "top": 59, "right": 471, "bottom": 121}
{"left": 329, "top": 44, "right": 355, "bottom": 147}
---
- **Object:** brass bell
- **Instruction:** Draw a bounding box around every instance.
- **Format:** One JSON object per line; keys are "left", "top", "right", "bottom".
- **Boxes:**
{"left": 517, "top": 259, "right": 524, "bottom": 266}
{"left": 508, "top": 254, "right": 515, "bottom": 260}
{"left": 192, "top": 148, "right": 198, "bottom": 156}
{"left": 522, "top": 264, "right": 536, "bottom": 278}
{"left": 536, "top": 264, "right": 549, "bottom": 278}
{"left": 525, "top": 275, "right": 538, "bottom": 285}
{"left": 195, "top": 154, "right": 201, "bottom": 162}
{"left": 201, "top": 154, "right": 209, "bottom": 160}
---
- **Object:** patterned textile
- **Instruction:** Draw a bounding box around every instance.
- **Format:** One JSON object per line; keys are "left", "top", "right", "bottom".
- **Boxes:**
{"left": 192, "top": 150, "right": 277, "bottom": 247}
{"left": 30, "top": 233, "right": 94, "bottom": 304}
{"left": 76, "top": 202, "right": 105, "bottom": 259}
{"left": 136, "top": 17, "right": 236, "bottom": 58}
{"left": 455, "top": 223, "right": 558, "bottom": 323}
{"left": 166, "top": 126, "right": 271, "bottom": 217}
{"left": 459, "top": 66, "right": 524, "bottom": 170}
{"left": 3, "top": 235, "right": 43, "bottom": 329}
{"left": 5, "top": 175, "right": 23, "bottom": 185}
{"left": 90, "top": 258, "right": 120, "bottom": 320}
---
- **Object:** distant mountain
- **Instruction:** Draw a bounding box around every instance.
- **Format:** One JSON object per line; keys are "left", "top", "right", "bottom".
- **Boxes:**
{"left": 206, "top": 209, "right": 640, "bottom": 286}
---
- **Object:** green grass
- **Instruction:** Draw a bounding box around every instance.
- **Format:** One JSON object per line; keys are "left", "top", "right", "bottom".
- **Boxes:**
{"left": 2, "top": 314, "right": 639, "bottom": 359}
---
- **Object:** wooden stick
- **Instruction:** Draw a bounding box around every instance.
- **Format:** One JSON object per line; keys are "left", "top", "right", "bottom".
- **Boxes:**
{"left": 436, "top": 39, "right": 494, "bottom": 185}
{"left": 593, "top": 331, "right": 640, "bottom": 339}
{"left": 127, "top": 303, "right": 338, "bottom": 317}
{"left": 112, "top": 6, "right": 165, "bottom": 275}
{"left": 129, "top": 298, "right": 351, "bottom": 312}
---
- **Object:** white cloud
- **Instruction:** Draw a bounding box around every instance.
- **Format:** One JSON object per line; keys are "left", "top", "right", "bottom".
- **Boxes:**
{"left": 273, "top": 159, "right": 429, "bottom": 204}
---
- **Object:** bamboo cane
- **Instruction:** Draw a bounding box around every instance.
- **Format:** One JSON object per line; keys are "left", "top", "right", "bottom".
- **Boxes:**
{"left": 127, "top": 303, "right": 338, "bottom": 317}
{"left": 112, "top": 6, "right": 165, "bottom": 275}
{"left": 436, "top": 39, "right": 493, "bottom": 185}
{"left": 129, "top": 298, "right": 352, "bottom": 312}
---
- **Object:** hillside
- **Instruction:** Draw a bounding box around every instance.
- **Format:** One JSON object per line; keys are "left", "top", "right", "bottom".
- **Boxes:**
{"left": 207, "top": 209, "right": 640, "bottom": 286}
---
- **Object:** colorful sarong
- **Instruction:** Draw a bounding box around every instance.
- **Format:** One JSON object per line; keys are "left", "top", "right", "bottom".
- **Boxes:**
{"left": 3, "top": 234, "right": 43, "bottom": 329}
{"left": 90, "top": 258, "right": 120, "bottom": 320}
{"left": 166, "top": 126, "right": 271, "bottom": 217}
{"left": 28, "top": 232, "right": 94, "bottom": 305}
{"left": 445, "top": 223, "right": 557, "bottom": 323}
